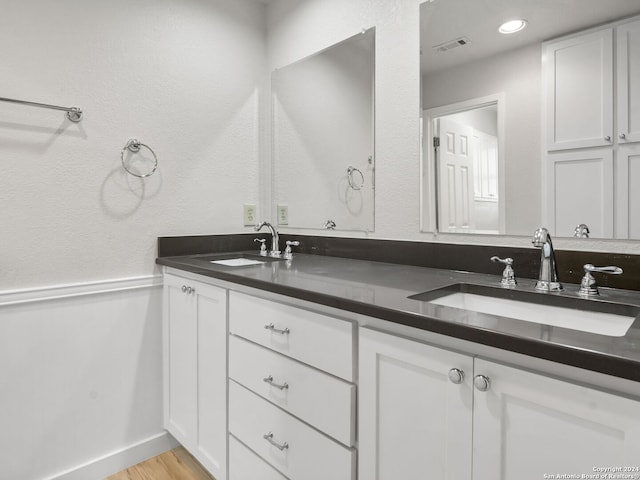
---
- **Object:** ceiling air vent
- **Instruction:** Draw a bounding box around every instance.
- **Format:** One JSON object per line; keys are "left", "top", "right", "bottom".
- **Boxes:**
{"left": 433, "top": 36, "right": 471, "bottom": 53}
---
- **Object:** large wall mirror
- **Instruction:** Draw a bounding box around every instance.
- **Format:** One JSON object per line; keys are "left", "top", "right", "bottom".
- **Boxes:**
{"left": 272, "top": 28, "right": 375, "bottom": 232}
{"left": 420, "top": 0, "right": 640, "bottom": 239}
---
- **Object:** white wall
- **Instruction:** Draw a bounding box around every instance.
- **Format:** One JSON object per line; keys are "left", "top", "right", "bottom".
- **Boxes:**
{"left": 1, "top": 0, "right": 266, "bottom": 291}
{"left": 265, "top": 0, "right": 640, "bottom": 254}
{"left": 1, "top": 1, "right": 265, "bottom": 478}
{"left": 0, "top": 280, "right": 169, "bottom": 480}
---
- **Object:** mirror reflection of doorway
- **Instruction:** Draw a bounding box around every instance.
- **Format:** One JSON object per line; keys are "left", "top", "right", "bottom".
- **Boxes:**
{"left": 432, "top": 102, "right": 502, "bottom": 234}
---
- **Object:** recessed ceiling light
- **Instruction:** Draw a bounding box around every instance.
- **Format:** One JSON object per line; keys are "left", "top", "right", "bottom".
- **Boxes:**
{"left": 498, "top": 19, "right": 527, "bottom": 34}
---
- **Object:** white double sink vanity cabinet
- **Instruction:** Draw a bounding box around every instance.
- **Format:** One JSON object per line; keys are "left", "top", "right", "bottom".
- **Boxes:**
{"left": 161, "top": 266, "right": 640, "bottom": 480}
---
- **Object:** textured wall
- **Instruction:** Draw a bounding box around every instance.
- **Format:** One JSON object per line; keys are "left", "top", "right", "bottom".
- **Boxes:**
{"left": 0, "top": 0, "right": 266, "bottom": 290}
{"left": 0, "top": 1, "right": 265, "bottom": 478}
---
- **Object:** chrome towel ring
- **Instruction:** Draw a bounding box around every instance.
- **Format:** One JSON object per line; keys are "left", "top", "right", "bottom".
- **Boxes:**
{"left": 121, "top": 138, "right": 158, "bottom": 178}
{"left": 347, "top": 166, "right": 364, "bottom": 190}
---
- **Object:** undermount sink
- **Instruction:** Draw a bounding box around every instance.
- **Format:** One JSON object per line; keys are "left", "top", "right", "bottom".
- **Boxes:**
{"left": 409, "top": 283, "right": 639, "bottom": 337}
{"left": 194, "top": 253, "right": 285, "bottom": 267}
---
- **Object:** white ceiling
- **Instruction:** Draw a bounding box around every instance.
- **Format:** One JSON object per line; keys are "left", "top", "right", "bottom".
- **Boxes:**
{"left": 420, "top": 0, "right": 640, "bottom": 75}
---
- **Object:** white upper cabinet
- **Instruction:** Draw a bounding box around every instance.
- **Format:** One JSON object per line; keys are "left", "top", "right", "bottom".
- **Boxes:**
{"left": 617, "top": 17, "right": 640, "bottom": 144}
{"left": 545, "top": 16, "right": 640, "bottom": 151}
{"left": 545, "top": 148, "right": 614, "bottom": 238}
{"left": 543, "top": 15, "right": 640, "bottom": 238}
{"left": 544, "top": 28, "right": 614, "bottom": 151}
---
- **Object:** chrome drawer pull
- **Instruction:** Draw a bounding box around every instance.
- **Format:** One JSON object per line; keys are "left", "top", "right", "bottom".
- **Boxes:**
{"left": 264, "top": 323, "right": 291, "bottom": 335}
{"left": 263, "top": 432, "right": 289, "bottom": 451}
{"left": 263, "top": 375, "right": 289, "bottom": 390}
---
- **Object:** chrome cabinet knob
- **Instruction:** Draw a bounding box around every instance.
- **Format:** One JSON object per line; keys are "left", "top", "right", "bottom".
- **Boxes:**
{"left": 474, "top": 374, "right": 491, "bottom": 392}
{"left": 605, "top": 135, "right": 611, "bottom": 142}
{"left": 182, "top": 285, "right": 187, "bottom": 292}
{"left": 620, "top": 133, "right": 627, "bottom": 140}
{"left": 448, "top": 368, "right": 465, "bottom": 384}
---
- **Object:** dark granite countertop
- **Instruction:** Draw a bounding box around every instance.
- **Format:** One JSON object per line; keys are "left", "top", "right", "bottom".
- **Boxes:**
{"left": 157, "top": 251, "right": 640, "bottom": 382}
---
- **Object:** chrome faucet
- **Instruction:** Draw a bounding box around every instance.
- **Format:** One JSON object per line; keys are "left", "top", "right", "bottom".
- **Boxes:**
{"left": 532, "top": 227, "right": 562, "bottom": 292}
{"left": 254, "top": 221, "right": 280, "bottom": 257}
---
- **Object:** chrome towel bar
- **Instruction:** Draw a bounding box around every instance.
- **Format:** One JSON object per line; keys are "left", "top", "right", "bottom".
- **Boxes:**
{"left": 0, "top": 96, "right": 83, "bottom": 122}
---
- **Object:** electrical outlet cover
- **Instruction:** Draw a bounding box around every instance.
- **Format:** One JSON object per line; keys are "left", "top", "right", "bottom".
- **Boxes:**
{"left": 243, "top": 204, "right": 256, "bottom": 226}
{"left": 277, "top": 205, "right": 288, "bottom": 225}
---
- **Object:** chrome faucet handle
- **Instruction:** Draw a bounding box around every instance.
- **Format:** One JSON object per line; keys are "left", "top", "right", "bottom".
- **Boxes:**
{"left": 490, "top": 256, "right": 517, "bottom": 287}
{"left": 579, "top": 264, "right": 623, "bottom": 296}
{"left": 323, "top": 219, "right": 336, "bottom": 230}
{"left": 254, "top": 238, "right": 267, "bottom": 256}
{"left": 283, "top": 240, "right": 300, "bottom": 260}
{"left": 573, "top": 224, "right": 590, "bottom": 238}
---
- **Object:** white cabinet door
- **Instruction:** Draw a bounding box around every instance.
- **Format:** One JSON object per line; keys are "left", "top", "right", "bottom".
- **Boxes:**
{"left": 164, "top": 274, "right": 198, "bottom": 446}
{"left": 472, "top": 359, "right": 640, "bottom": 480}
{"left": 195, "top": 281, "right": 228, "bottom": 479}
{"left": 359, "top": 328, "right": 473, "bottom": 480}
{"left": 544, "top": 148, "right": 613, "bottom": 237}
{"left": 616, "top": 144, "right": 640, "bottom": 239}
{"left": 544, "top": 28, "right": 613, "bottom": 150}
{"left": 617, "top": 17, "right": 640, "bottom": 144}
{"left": 163, "top": 273, "right": 228, "bottom": 480}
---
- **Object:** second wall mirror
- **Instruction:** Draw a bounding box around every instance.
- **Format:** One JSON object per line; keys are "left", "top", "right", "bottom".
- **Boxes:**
{"left": 420, "top": 0, "right": 640, "bottom": 239}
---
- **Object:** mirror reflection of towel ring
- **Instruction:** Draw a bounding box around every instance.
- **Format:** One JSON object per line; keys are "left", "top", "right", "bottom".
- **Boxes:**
{"left": 347, "top": 166, "right": 364, "bottom": 190}
{"left": 121, "top": 138, "right": 158, "bottom": 178}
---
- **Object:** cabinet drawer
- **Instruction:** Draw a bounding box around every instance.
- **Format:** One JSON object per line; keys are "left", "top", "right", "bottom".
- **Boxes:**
{"left": 229, "top": 435, "right": 288, "bottom": 480}
{"left": 229, "top": 335, "right": 355, "bottom": 446}
{"left": 229, "top": 381, "right": 356, "bottom": 480}
{"left": 229, "top": 291, "right": 354, "bottom": 381}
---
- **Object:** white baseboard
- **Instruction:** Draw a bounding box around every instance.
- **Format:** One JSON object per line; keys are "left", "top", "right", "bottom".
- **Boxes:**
{"left": 46, "top": 432, "right": 179, "bottom": 480}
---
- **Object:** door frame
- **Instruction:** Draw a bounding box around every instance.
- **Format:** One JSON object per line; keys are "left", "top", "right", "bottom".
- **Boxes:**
{"left": 421, "top": 93, "right": 506, "bottom": 234}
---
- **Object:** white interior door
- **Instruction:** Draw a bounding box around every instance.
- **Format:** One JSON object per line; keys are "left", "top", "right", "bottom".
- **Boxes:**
{"left": 437, "top": 117, "right": 476, "bottom": 232}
